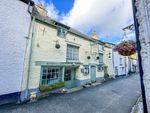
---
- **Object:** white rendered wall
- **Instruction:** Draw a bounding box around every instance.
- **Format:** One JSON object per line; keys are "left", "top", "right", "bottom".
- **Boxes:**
{"left": 104, "top": 46, "right": 114, "bottom": 77}
{"left": 22, "top": 21, "right": 104, "bottom": 90}
{"left": 0, "top": 0, "right": 30, "bottom": 95}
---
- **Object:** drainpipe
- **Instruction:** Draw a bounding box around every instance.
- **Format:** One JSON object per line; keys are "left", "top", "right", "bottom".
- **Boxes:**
{"left": 28, "top": 1, "right": 31, "bottom": 14}
{"left": 112, "top": 47, "right": 115, "bottom": 78}
{"left": 24, "top": 16, "right": 35, "bottom": 101}
{"left": 124, "top": 56, "right": 127, "bottom": 76}
{"left": 132, "top": 0, "right": 148, "bottom": 112}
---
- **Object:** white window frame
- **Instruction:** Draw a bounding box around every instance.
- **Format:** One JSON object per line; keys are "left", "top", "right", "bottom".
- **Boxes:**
{"left": 57, "top": 27, "right": 66, "bottom": 38}
{"left": 99, "top": 53, "right": 103, "bottom": 63}
{"left": 41, "top": 66, "right": 62, "bottom": 86}
{"left": 67, "top": 45, "right": 79, "bottom": 62}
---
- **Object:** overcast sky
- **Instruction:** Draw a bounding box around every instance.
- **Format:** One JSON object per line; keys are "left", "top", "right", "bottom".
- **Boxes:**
{"left": 33, "top": 0, "right": 135, "bottom": 44}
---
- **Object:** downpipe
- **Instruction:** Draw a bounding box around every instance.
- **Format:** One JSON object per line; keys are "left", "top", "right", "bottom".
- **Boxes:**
{"left": 24, "top": 16, "right": 35, "bottom": 102}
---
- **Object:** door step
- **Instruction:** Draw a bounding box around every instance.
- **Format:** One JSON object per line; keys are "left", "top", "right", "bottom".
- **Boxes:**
{"left": 91, "top": 82, "right": 102, "bottom": 86}
{"left": 82, "top": 83, "right": 92, "bottom": 88}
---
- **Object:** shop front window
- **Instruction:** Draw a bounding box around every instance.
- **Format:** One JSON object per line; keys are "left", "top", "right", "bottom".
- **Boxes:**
{"left": 41, "top": 67, "right": 62, "bottom": 85}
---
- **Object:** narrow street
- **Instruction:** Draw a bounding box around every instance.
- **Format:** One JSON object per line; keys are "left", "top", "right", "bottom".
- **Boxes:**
{"left": 0, "top": 74, "right": 141, "bottom": 113}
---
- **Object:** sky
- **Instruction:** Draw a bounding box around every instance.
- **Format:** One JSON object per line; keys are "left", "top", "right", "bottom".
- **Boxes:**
{"left": 33, "top": 0, "right": 135, "bottom": 44}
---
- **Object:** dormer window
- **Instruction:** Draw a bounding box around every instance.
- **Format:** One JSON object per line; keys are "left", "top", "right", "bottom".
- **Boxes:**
{"left": 57, "top": 28, "right": 66, "bottom": 38}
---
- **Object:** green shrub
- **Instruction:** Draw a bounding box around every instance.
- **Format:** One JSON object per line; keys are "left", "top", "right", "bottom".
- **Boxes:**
{"left": 39, "top": 82, "right": 65, "bottom": 92}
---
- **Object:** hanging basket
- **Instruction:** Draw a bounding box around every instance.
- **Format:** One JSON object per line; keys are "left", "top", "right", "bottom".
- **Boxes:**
{"left": 114, "top": 40, "right": 136, "bottom": 56}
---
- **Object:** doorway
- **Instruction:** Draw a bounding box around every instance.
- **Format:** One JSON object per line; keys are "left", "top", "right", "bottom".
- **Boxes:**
{"left": 64, "top": 68, "right": 75, "bottom": 88}
{"left": 90, "top": 66, "right": 96, "bottom": 82}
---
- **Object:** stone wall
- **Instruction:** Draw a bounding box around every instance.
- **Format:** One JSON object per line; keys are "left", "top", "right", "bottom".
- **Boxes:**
{"left": 136, "top": 0, "right": 150, "bottom": 111}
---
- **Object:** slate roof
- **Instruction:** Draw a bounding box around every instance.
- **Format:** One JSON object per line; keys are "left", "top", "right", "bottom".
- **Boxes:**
{"left": 33, "top": 13, "right": 106, "bottom": 45}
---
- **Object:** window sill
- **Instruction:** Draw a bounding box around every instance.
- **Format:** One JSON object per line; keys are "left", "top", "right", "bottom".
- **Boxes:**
{"left": 66, "top": 60, "right": 79, "bottom": 63}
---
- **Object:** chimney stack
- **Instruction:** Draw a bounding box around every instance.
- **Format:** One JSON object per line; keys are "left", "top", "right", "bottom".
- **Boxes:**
{"left": 92, "top": 31, "right": 98, "bottom": 40}
{"left": 35, "top": 4, "right": 48, "bottom": 17}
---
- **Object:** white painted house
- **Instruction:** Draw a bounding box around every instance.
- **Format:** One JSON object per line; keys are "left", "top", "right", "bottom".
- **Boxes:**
{"left": 0, "top": 0, "right": 34, "bottom": 105}
{"left": 113, "top": 51, "right": 127, "bottom": 76}
{"left": 113, "top": 50, "right": 138, "bottom": 77}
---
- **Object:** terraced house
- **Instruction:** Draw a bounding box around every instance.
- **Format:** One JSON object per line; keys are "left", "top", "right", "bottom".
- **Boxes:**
{"left": 1, "top": 1, "right": 125, "bottom": 105}
{"left": 20, "top": 4, "right": 115, "bottom": 101}
{"left": 113, "top": 51, "right": 138, "bottom": 77}
{"left": 0, "top": 1, "right": 139, "bottom": 105}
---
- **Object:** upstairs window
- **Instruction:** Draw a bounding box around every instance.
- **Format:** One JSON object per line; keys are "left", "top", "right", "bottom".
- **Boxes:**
{"left": 99, "top": 45, "right": 104, "bottom": 51}
{"left": 57, "top": 28, "right": 66, "bottom": 38}
{"left": 120, "top": 58, "right": 123, "bottom": 65}
{"left": 99, "top": 53, "right": 103, "bottom": 63}
{"left": 67, "top": 45, "right": 79, "bottom": 62}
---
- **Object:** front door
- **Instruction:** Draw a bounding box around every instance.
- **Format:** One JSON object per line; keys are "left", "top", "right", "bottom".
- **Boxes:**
{"left": 90, "top": 66, "right": 96, "bottom": 82}
{"left": 64, "top": 68, "right": 75, "bottom": 88}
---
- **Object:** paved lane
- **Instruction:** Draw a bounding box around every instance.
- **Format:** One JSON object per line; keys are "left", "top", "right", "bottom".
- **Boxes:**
{"left": 0, "top": 74, "right": 141, "bottom": 113}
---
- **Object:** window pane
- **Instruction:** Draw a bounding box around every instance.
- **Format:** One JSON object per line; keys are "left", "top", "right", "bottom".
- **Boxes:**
{"left": 41, "top": 67, "right": 61, "bottom": 85}
{"left": 67, "top": 45, "right": 79, "bottom": 61}
{"left": 43, "top": 69, "right": 47, "bottom": 73}
{"left": 99, "top": 53, "right": 103, "bottom": 63}
{"left": 57, "top": 28, "right": 65, "bottom": 38}
{"left": 42, "top": 75, "right": 46, "bottom": 79}
{"left": 42, "top": 79, "right": 47, "bottom": 85}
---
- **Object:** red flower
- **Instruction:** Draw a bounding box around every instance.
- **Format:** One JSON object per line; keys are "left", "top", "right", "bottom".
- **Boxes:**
{"left": 114, "top": 40, "right": 136, "bottom": 56}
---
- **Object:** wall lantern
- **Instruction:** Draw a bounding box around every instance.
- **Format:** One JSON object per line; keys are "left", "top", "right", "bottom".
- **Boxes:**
{"left": 87, "top": 56, "right": 91, "bottom": 59}
{"left": 55, "top": 40, "right": 60, "bottom": 49}
{"left": 108, "top": 52, "right": 111, "bottom": 58}
{"left": 96, "top": 56, "right": 99, "bottom": 60}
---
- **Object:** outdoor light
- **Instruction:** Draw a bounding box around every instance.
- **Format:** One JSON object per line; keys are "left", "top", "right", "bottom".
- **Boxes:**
{"left": 96, "top": 56, "right": 99, "bottom": 60}
{"left": 55, "top": 40, "right": 60, "bottom": 49}
{"left": 87, "top": 56, "right": 91, "bottom": 59}
{"left": 108, "top": 52, "right": 111, "bottom": 58}
{"left": 55, "top": 44, "right": 60, "bottom": 49}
